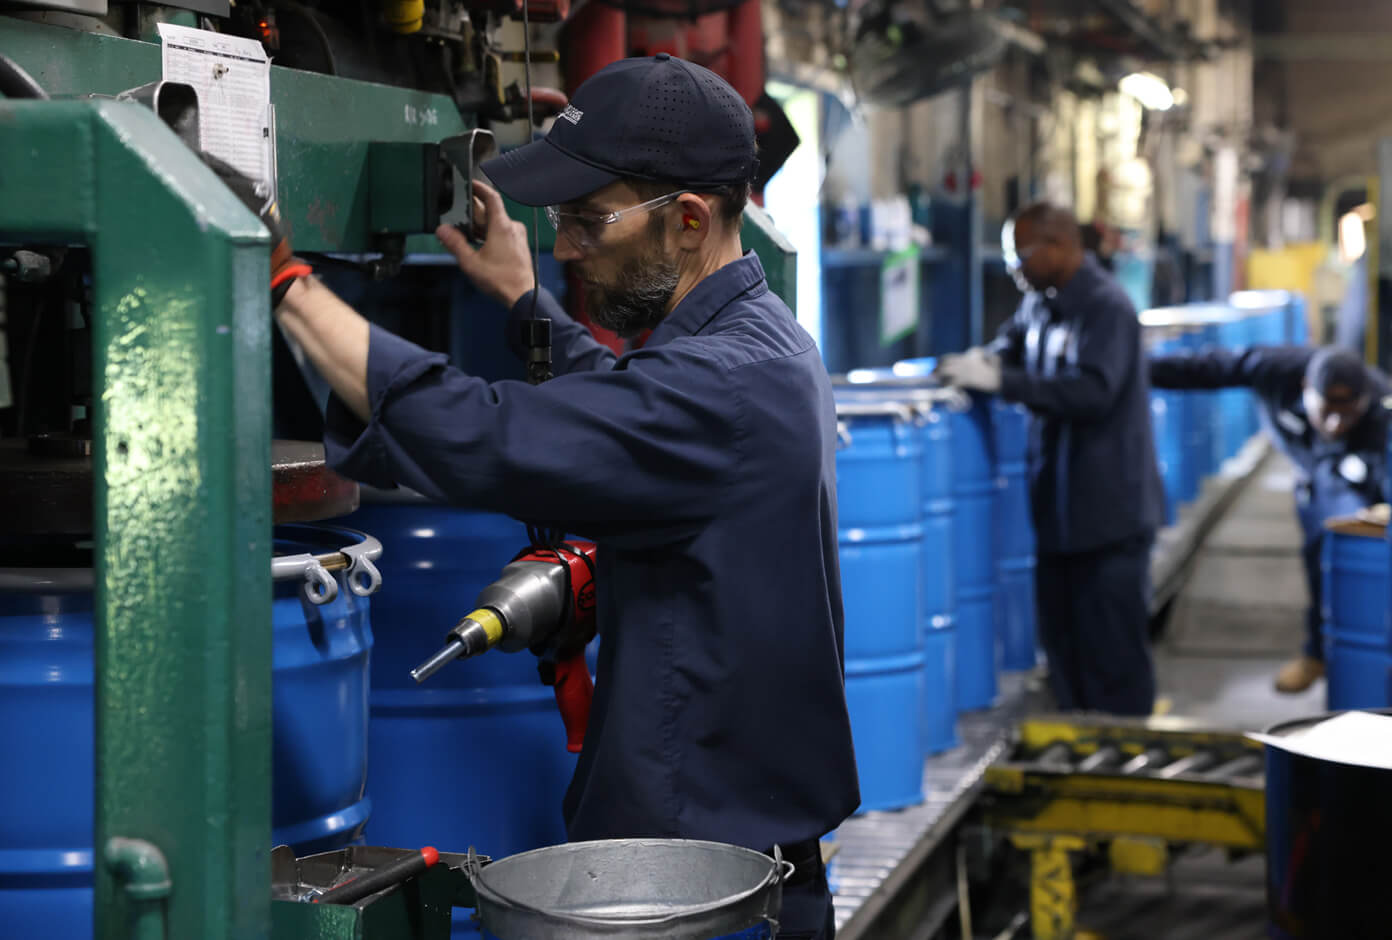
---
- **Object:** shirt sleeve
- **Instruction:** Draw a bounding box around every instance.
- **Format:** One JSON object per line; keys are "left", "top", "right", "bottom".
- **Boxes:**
{"left": 506, "top": 288, "right": 618, "bottom": 375}
{"left": 997, "top": 301, "right": 1138, "bottom": 421}
{"left": 1148, "top": 345, "right": 1307, "bottom": 399}
{"left": 324, "top": 325, "right": 736, "bottom": 536}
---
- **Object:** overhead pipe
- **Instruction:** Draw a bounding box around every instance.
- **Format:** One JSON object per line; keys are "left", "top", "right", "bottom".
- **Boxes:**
{"left": 725, "top": 0, "right": 764, "bottom": 107}
{"left": 563, "top": 1, "right": 627, "bottom": 90}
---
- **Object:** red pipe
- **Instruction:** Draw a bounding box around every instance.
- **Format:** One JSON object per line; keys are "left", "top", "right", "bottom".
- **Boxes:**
{"left": 725, "top": 0, "right": 764, "bottom": 107}
{"left": 563, "top": 1, "right": 627, "bottom": 90}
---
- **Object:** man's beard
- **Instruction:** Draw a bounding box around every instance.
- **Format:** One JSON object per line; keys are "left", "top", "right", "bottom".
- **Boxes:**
{"left": 582, "top": 225, "right": 680, "bottom": 338}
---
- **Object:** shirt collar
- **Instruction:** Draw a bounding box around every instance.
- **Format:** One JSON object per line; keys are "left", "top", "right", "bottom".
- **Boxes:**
{"left": 1047, "top": 254, "right": 1103, "bottom": 313}
{"left": 647, "top": 252, "right": 767, "bottom": 346}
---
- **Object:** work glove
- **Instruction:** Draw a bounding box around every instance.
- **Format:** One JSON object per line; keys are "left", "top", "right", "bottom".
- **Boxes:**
{"left": 200, "top": 152, "right": 309, "bottom": 308}
{"left": 935, "top": 346, "right": 1003, "bottom": 394}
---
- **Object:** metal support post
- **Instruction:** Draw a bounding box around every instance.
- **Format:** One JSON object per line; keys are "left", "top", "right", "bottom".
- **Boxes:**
{"left": 1011, "top": 834, "right": 1083, "bottom": 940}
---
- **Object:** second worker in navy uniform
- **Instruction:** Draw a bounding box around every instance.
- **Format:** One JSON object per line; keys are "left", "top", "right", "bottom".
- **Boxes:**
{"left": 1150, "top": 343, "right": 1391, "bottom": 693}
{"left": 936, "top": 202, "right": 1165, "bottom": 716}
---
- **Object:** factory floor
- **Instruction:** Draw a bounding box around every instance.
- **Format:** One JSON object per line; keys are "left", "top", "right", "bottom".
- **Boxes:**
{"left": 1069, "top": 455, "right": 1319, "bottom": 940}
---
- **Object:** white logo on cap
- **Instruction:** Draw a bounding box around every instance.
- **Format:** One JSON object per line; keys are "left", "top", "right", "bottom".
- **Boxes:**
{"left": 560, "top": 105, "right": 584, "bottom": 125}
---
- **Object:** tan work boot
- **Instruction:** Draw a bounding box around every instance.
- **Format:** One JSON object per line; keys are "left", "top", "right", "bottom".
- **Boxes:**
{"left": 1275, "top": 656, "right": 1325, "bottom": 694}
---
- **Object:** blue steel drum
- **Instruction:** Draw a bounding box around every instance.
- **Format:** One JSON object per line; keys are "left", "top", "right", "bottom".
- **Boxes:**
{"left": 991, "top": 400, "right": 1037, "bottom": 671}
{"left": 339, "top": 499, "right": 584, "bottom": 938}
{"left": 842, "top": 367, "right": 960, "bottom": 756}
{"left": 834, "top": 391, "right": 926, "bottom": 811}
{"left": 894, "top": 358, "right": 998, "bottom": 712}
{"left": 1320, "top": 521, "right": 1392, "bottom": 709}
{"left": 916, "top": 395, "right": 960, "bottom": 754}
{"left": 0, "top": 524, "right": 376, "bottom": 940}
{"left": 1212, "top": 307, "right": 1253, "bottom": 463}
{"left": 1141, "top": 306, "right": 1230, "bottom": 503}
{"left": 1143, "top": 323, "right": 1188, "bottom": 524}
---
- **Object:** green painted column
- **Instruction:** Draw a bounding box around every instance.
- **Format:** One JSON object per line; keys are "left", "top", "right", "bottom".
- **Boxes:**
{"left": 741, "top": 202, "right": 798, "bottom": 311}
{"left": 0, "top": 100, "right": 273, "bottom": 939}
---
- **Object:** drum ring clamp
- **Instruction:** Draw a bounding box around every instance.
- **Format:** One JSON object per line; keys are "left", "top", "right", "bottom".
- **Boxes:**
{"left": 272, "top": 554, "right": 340, "bottom": 605}
{"left": 340, "top": 535, "right": 384, "bottom": 598}
{"left": 270, "top": 530, "right": 384, "bottom": 606}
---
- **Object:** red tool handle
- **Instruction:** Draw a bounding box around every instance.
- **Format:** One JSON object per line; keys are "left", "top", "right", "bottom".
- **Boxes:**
{"left": 552, "top": 653, "right": 594, "bottom": 754}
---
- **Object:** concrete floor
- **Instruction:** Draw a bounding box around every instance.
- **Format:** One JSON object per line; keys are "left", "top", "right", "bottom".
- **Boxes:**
{"left": 1073, "top": 456, "right": 1324, "bottom": 940}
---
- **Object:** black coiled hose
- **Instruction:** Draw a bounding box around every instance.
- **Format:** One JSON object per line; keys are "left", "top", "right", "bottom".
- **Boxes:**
{"left": 0, "top": 55, "right": 48, "bottom": 100}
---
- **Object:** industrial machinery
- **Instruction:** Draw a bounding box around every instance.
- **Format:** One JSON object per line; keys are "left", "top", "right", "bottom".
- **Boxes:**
{"left": 0, "top": 4, "right": 796, "bottom": 939}
{"left": 976, "top": 714, "right": 1266, "bottom": 940}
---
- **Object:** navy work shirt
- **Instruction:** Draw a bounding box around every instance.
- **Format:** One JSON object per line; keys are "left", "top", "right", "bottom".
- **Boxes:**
{"left": 990, "top": 256, "right": 1165, "bottom": 555}
{"left": 1150, "top": 345, "right": 1390, "bottom": 540}
{"left": 323, "top": 253, "right": 860, "bottom": 851}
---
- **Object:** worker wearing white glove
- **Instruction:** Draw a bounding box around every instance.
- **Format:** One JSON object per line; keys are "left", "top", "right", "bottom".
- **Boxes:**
{"left": 934, "top": 346, "right": 1002, "bottom": 393}
{"left": 966, "top": 202, "right": 1164, "bottom": 720}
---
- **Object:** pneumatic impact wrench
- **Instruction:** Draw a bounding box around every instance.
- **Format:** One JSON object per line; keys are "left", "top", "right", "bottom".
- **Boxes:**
{"left": 411, "top": 540, "right": 597, "bottom": 753}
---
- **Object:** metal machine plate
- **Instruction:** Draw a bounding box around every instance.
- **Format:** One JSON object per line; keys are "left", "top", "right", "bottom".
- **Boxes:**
{"left": 0, "top": 438, "right": 358, "bottom": 533}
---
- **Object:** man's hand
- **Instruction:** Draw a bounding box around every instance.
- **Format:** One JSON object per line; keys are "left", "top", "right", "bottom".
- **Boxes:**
{"left": 201, "top": 152, "right": 293, "bottom": 275}
{"left": 201, "top": 152, "right": 307, "bottom": 306}
{"left": 436, "top": 180, "right": 536, "bottom": 310}
{"left": 936, "top": 347, "right": 1003, "bottom": 394}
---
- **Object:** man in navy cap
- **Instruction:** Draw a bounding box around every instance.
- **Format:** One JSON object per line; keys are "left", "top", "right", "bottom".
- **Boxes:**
{"left": 1151, "top": 344, "right": 1391, "bottom": 693}
{"left": 239, "top": 54, "right": 857, "bottom": 938}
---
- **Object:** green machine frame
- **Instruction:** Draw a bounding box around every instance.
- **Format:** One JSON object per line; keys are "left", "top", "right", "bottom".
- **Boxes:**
{"left": 0, "top": 18, "right": 795, "bottom": 305}
{"left": 0, "top": 99, "right": 273, "bottom": 938}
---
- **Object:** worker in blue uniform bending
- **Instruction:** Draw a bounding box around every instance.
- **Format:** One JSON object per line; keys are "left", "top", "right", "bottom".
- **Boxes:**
{"left": 219, "top": 55, "right": 858, "bottom": 938}
{"left": 1150, "top": 344, "right": 1390, "bottom": 693}
{"left": 935, "top": 203, "right": 1164, "bottom": 716}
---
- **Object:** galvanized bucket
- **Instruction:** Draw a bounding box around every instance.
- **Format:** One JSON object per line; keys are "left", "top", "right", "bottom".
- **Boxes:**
{"left": 471, "top": 839, "right": 793, "bottom": 939}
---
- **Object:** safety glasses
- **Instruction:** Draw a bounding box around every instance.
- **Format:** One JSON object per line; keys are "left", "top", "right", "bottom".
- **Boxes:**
{"left": 544, "top": 190, "right": 690, "bottom": 251}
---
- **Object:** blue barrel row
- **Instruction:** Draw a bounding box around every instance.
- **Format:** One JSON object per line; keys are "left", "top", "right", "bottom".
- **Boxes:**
{"left": 0, "top": 525, "right": 375, "bottom": 939}
{"left": 1142, "top": 291, "right": 1304, "bottom": 524}
{"left": 832, "top": 359, "right": 1037, "bottom": 813}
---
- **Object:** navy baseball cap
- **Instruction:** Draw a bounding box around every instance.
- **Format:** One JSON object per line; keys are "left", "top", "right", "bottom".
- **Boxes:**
{"left": 482, "top": 53, "right": 757, "bottom": 207}
{"left": 1305, "top": 346, "right": 1369, "bottom": 399}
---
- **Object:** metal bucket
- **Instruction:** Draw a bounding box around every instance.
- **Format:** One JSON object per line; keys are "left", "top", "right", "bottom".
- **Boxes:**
{"left": 0, "top": 524, "right": 379, "bottom": 939}
{"left": 473, "top": 839, "right": 792, "bottom": 940}
{"left": 834, "top": 391, "right": 926, "bottom": 810}
{"left": 1320, "top": 519, "right": 1391, "bottom": 709}
{"left": 1263, "top": 710, "right": 1392, "bottom": 938}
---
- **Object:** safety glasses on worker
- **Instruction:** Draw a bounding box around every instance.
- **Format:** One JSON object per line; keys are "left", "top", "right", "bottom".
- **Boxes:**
{"left": 545, "top": 190, "right": 691, "bottom": 251}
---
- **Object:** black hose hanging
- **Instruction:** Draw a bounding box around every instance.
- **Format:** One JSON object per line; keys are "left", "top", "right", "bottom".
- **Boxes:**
{"left": 0, "top": 55, "right": 49, "bottom": 100}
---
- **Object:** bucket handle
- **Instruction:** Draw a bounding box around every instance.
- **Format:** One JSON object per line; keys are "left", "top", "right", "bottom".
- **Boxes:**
{"left": 270, "top": 530, "right": 384, "bottom": 606}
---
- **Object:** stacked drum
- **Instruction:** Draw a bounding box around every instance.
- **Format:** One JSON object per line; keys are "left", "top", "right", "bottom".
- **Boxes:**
{"left": 833, "top": 389, "right": 928, "bottom": 810}
{"left": 1320, "top": 515, "right": 1392, "bottom": 709}
{"left": 991, "top": 400, "right": 1037, "bottom": 672}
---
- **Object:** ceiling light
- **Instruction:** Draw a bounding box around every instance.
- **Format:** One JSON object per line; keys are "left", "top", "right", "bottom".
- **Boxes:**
{"left": 1119, "top": 72, "right": 1174, "bottom": 111}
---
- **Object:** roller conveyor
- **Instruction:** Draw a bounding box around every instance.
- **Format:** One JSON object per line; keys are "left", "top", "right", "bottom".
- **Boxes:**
{"left": 830, "top": 673, "right": 1036, "bottom": 937}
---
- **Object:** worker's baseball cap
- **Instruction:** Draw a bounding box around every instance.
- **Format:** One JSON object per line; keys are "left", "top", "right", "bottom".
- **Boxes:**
{"left": 1305, "top": 346, "right": 1368, "bottom": 400}
{"left": 481, "top": 54, "right": 757, "bottom": 207}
